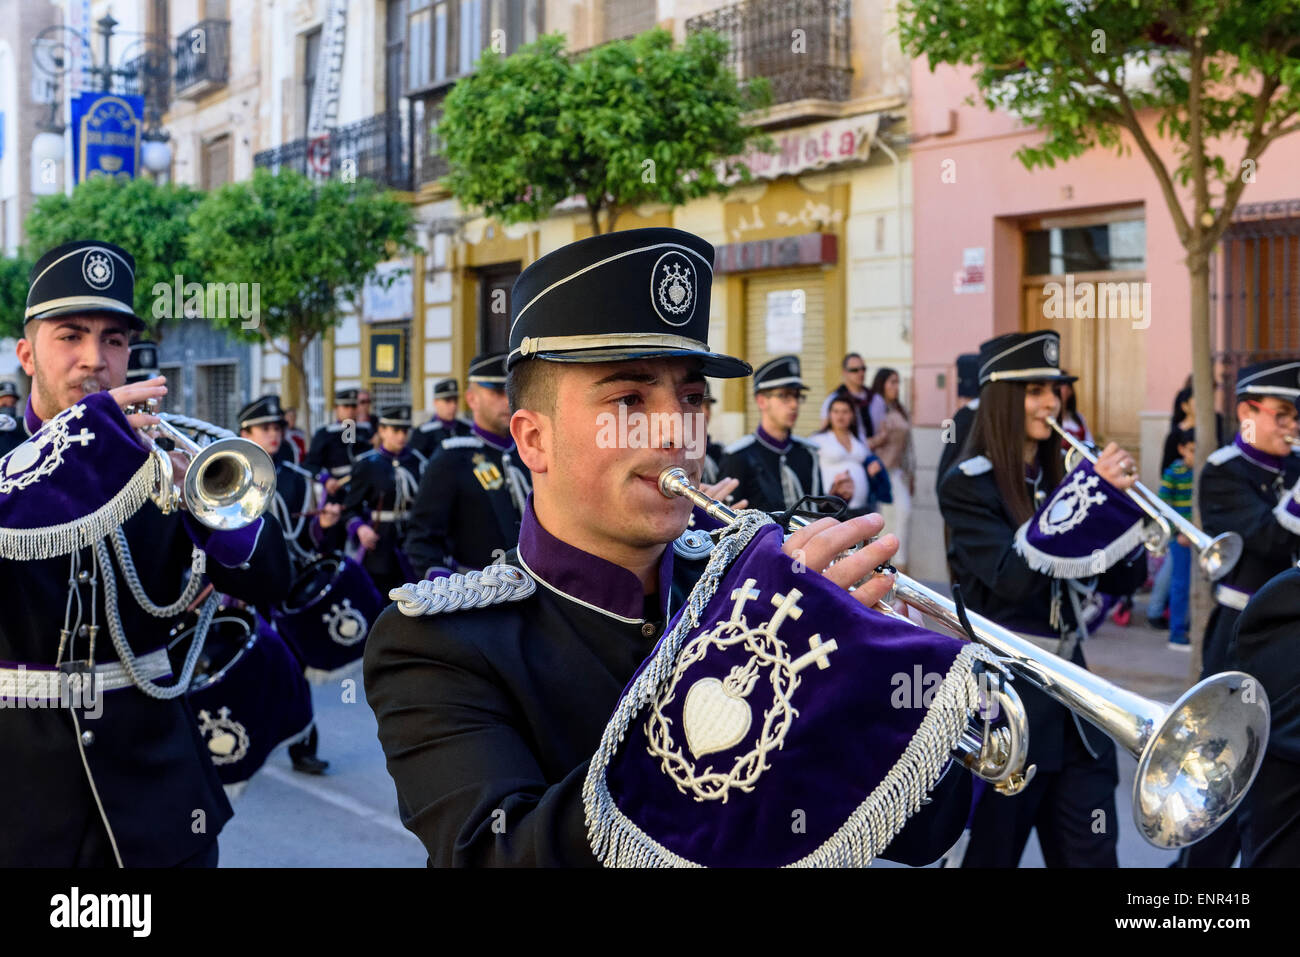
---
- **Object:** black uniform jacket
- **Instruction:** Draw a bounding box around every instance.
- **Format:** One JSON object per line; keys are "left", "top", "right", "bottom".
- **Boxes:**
{"left": 0, "top": 503, "right": 290, "bottom": 866}
{"left": 0, "top": 413, "right": 23, "bottom": 457}
{"left": 403, "top": 431, "right": 529, "bottom": 576}
{"left": 939, "top": 455, "right": 1146, "bottom": 771}
{"left": 342, "top": 446, "right": 426, "bottom": 584}
{"left": 408, "top": 415, "right": 473, "bottom": 462}
{"left": 303, "top": 419, "right": 374, "bottom": 485}
{"left": 934, "top": 402, "right": 977, "bottom": 499}
{"left": 700, "top": 437, "right": 725, "bottom": 486}
{"left": 365, "top": 500, "right": 971, "bottom": 867}
{"left": 1234, "top": 567, "right": 1300, "bottom": 867}
{"left": 270, "top": 460, "right": 323, "bottom": 569}
{"left": 1199, "top": 440, "right": 1300, "bottom": 676}
{"left": 720, "top": 429, "right": 823, "bottom": 516}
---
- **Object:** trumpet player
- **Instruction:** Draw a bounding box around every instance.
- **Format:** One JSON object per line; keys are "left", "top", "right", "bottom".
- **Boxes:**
{"left": 1176, "top": 358, "right": 1300, "bottom": 868}
{"left": 365, "top": 229, "right": 974, "bottom": 866}
{"left": 938, "top": 331, "right": 1147, "bottom": 868}
{"left": 2, "top": 240, "right": 291, "bottom": 866}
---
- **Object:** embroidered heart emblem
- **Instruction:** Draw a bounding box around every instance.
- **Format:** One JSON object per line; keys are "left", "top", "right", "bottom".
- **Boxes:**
{"left": 5, "top": 443, "right": 39, "bottom": 475}
{"left": 209, "top": 732, "right": 236, "bottom": 756}
{"left": 669, "top": 282, "right": 686, "bottom": 305}
{"left": 338, "top": 617, "right": 360, "bottom": 639}
{"left": 683, "top": 677, "right": 753, "bottom": 757}
{"left": 1047, "top": 497, "right": 1077, "bottom": 525}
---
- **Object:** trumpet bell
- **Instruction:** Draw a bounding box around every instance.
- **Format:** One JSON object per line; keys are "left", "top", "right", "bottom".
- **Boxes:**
{"left": 1201, "top": 531, "right": 1244, "bottom": 582}
{"left": 1134, "top": 671, "right": 1269, "bottom": 848}
{"left": 183, "top": 437, "right": 277, "bottom": 531}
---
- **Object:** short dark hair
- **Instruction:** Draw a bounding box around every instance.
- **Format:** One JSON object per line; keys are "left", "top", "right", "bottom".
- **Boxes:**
{"left": 1174, "top": 428, "right": 1196, "bottom": 448}
{"left": 506, "top": 360, "right": 558, "bottom": 415}
{"left": 842, "top": 352, "right": 863, "bottom": 370}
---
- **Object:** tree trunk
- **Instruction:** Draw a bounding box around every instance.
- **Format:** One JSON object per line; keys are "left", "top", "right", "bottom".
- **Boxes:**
{"left": 1187, "top": 242, "right": 1215, "bottom": 683}
{"left": 286, "top": 334, "right": 311, "bottom": 434}
{"left": 589, "top": 202, "right": 604, "bottom": 235}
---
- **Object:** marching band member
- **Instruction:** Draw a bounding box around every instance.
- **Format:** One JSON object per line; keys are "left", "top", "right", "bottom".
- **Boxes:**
{"left": 304, "top": 387, "right": 373, "bottom": 499}
{"left": 0, "top": 381, "right": 22, "bottom": 455}
{"left": 365, "top": 228, "right": 976, "bottom": 867}
{"left": 1177, "top": 358, "right": 1300, "bottom": 867}
{"left": 408, "top": 376, "right": 473, "bottom": 461}
{"left": 935, "top": 352, "right": 980, "bottom": 496}
{"left": 403, "top": 354, "right": 529, "bottom": 578}
{"left": 1, "top": 239, "right": 290, "bottom": 866}
{"left": 719, "top": 356, "right": 828, "bottom": 515}
{"left": 938, "top": 331, "right": 1146, "bottom": 868}
{"left": 1232, "top": 565, "right": 1300, "bottom": 867}
{"left": 342, "top": 404, "right": 426, "bottom": 598}
{"left": 699, "top": 382, "right": 725, "bottom": 486}
{"left": 237, "top": 394, "right": 333, "bottom": 774}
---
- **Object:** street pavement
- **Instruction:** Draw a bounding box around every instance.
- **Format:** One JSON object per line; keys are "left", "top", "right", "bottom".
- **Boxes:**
{"left": 219, "top": 592, "right": 1208, "bottom": 868}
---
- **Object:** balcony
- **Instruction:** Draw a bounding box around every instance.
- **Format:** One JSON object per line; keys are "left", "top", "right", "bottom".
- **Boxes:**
{"left": 686, "top": 0, "right": 851, "bottom": 111}
{"left": 253, "top": 110, "right": 413, "bottom": 192}
{"left": 175, "top": 18, "right": 230, "bottom": 99}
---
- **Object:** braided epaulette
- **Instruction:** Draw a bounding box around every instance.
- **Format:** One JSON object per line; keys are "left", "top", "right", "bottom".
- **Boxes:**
{"left": 390, "top": 564, "right": 536, "bottom": 617}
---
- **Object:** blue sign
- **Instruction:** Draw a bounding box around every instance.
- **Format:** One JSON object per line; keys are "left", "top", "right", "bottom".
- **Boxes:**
{"left": 71, "top": 92, "right": 143, "bottom": 184}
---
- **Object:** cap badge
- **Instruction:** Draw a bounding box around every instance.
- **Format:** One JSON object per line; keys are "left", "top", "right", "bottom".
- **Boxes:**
{"left": 1043, "top": 338, "right": 1060, "bottom": 365}
{"left": 82, "top": 250, "right": 114, "bottom": 290}
{"left": 652, "top": 251, "right": 696, "bottom": 327}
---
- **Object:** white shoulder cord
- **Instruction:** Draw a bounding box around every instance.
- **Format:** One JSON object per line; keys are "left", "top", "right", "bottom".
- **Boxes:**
{"left": 110, "top": 526, "right": 205, "bottom": 616}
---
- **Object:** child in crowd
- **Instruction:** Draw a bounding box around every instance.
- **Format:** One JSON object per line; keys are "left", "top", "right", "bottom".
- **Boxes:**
{"left": 1160, "top": 429, "right": 1196, "bottom": 649}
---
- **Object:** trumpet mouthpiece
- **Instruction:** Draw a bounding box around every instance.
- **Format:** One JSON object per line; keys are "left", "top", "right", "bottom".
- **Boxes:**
{"left": 658, "top": 467, "right": 690, "bottom": 499}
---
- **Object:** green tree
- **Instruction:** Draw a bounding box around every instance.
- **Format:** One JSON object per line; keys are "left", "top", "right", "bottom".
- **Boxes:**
{"left": 899, "top": 0, "right": 1300, "bottom": 473}
{"left": 899, "top": 0, "right": 1300, "bottom": 674}
{"left": 186, "top": 168, "right": 416, "bottom": 430}
{"left": 23, "top": 177, "right": 206, "bottom": 340}
{"left": 438, "top": 28, "right": 772, "bottom": 234}
{"left": 0, "top": 256, "right": 33, "bottom": 340}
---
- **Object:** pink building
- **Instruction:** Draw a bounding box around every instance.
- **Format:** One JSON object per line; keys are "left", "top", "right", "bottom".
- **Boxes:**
{"left": 907, "top": 61, "right": 1300, "bottom": 582}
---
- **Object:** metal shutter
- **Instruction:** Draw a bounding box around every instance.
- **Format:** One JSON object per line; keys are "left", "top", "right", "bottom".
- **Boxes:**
{"left": 743, "top": 269, "right": 827, "bottom": 435}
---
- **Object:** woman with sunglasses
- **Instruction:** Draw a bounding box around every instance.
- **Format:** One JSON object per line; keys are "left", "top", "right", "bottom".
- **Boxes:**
{"left": 1176, "top": 359, "right": 1300, "bottom": 868}
{"left": 938, "top": 331, "right": 1147, "bottom": 867}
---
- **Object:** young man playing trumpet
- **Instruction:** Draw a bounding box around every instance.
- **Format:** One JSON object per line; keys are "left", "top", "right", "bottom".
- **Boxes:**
{"left": 0, "top": 240, "right": 290, "bottom": 867}
{"left": 364, "top": 228, "right": 975, "bottom": 867}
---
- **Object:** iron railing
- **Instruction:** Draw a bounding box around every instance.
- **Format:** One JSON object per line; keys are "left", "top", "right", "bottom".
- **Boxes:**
{"left": 254, "top": 109, "right": 413, "bottom": 191}
{"left": 174, "top": 18, "right": 230, "bottom": 97}
{"left": 686, "top": 0, "right": 852, "bottom": 104}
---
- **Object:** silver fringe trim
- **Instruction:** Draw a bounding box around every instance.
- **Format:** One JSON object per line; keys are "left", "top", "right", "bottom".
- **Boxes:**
{"left": 583, "top": 511, "right": 995, "bottom": 867}
{"left": 0, "top": 456, "right": 157, "bottom": 562}
{"left": 1012, "top": 517, "right": 1146, "bottom": 580}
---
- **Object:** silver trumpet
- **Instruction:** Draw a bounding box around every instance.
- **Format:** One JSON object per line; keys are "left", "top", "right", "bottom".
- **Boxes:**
{"left": 128, "top": 406, "right": 276, "bottom": 530}
{"left": 659, "top": 467, "right": 1270, "bottom": 849}
{"left": 1046, "top": 416, "right": 1242, "bottom": 581}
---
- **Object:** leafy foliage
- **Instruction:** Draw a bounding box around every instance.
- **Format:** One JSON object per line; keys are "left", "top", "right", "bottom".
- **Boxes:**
{"left": 0, "top": 255, "right": 34, "bottom": 340}
{"left": 23, "top": 177, "right": 206, "bottom": 340}
{"left": 439, "top": 29, "right": 772, "bottom": 232}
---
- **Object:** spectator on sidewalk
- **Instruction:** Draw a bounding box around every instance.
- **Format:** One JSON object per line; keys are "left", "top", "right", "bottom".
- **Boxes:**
{"left": 1160, "top": 429, "right": 1197, "bottom": 650}
{"left": 867, "top": 367, "right": 914, "bottom": 572}
{"left": 809, "top": 396, "right": 890, "bottom": 518}
{"left": 819, "top": 353, "right": 873, "bottom": 446}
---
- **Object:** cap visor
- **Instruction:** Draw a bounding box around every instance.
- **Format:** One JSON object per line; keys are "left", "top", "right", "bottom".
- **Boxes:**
{"left": 30, "top": 302, "right": 145, "bottom": 332}
{"left": 527, "top": 346, "right": 752, "bottom": 379}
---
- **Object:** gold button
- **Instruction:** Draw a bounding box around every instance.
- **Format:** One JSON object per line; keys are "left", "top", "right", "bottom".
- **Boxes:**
{"left": 641, "top": 622, "right": 656, "bottom": 638}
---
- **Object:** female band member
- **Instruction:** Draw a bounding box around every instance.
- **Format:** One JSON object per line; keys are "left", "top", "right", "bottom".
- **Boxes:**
{"left": 938, "top": 331, "right": 1146, "bottom": 868}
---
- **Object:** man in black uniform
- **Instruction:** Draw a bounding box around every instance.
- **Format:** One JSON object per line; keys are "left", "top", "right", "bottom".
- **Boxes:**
{"left": 408, "top": 376, "right": 473, "bottom": 461}
{"left": 342, "top": 404, "right": 425, "bottom": 597}
{"left": 404, "top": 354, "right": 530, "bottom": 578}
{"left": 2, "top": 239, "right": 290, "bottom": 866}
{"left": 1233, "top": 565, "right": 1300, "bottom": 867}
{"left": 238, "top": 395, "right": 335, "bottom": 775}
{"left": 935, "top": 352, "right": 980, "bottom": 495}
{"left": 364, "top": 227, "right": 971, "bottom": 867}
{"left": 1177, "top": 358, "right": 1300, "bottom": 867}
{"left": 304, "top": 387, "right": 373, "bottom": 499}
{"left": 719, "top": 355, "right": 828, "bottom": 515}
{"left": 699, "top": 382, "right": 725, "bottom": 486}
{"left": 0, "top": 381, "right": 22, "bottom": 455}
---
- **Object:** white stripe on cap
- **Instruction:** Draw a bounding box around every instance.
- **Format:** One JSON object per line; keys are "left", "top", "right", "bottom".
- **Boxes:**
{"left": 986, "top": 367, "right": 1069, "bottom": 382}
{"left": 29, "top": 244, "right": 133, "bottom": 290}
{"left": 1237, "top": 360, "right": 1300, "bottom": 396}
{"left": 510, "top": 242, "right": 714, "bottom": 336}
{"left": 512, "top": 331, "right": 714, "bottom": 362}
{"left": 978, "top": 332, "right": 1056, "bottom": 382}
{"left": 755, "top": 376, "right": 806, "bottom": 392}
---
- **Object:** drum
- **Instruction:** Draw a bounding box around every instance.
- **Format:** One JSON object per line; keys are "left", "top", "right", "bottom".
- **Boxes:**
{"left": 174, "top": 607, "right": 314, "bottom": 788}
{"left": 272, "top": 554, "right": 384, "bottom": 683}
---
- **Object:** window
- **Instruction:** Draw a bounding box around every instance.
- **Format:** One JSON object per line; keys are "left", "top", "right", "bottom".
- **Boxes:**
{"left": 477, "top": 264, "right": 519, "bottom": 355}
{"left": 205, "top": 0, "right": 229, "bottom": 18}
{"left": 603, "top": 0, "right": 654, "bottom": 42}
{"left": 159, "top": 365, "right": 184, "bottom": 415}
{"left": 368, "top": 321, "right": 412, "bottom": 408}
{"left": 1025, "top": 220, "right": 1146, "bottom": 276}
{"left": 196, "top": 362, "right": 240, "bottom": 430}
{"left": 303, "top": 28, "right": 321, "bottom": 134}
{"left": 459, "top": 0, "right": 485, "bottom": 74}
{"left": 408, "top": 0, "right": 537, "bottom": 94}
{"left": 201, "top": 135, "right": 232, "bottom": 189}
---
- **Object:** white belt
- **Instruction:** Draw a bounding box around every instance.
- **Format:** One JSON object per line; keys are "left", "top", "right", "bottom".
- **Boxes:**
{"left": 0, "top": 648, "right": 171, "bottom": 703}
{"left": 372, "top": 510, "right": 405, "bottom": 523}
{"left": 1214, "top": 584, "right": 1252, "bottom": 611}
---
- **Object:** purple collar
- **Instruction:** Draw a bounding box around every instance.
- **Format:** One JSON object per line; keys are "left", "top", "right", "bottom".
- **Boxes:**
{"left": 756, "top": 424, "right": 792, "bottom": 453}
{"left": 1235, "top": 433, "right": 1285, "bottom": 473}
{"left": 517, "top": 495, "right": 674, "bottom": 622}
{"left": 472, "top": 421, "right": 513, "bottom": 452}
{"left": 23, "top": 398, "right": 42, "bottom": 435}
